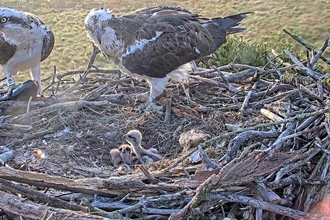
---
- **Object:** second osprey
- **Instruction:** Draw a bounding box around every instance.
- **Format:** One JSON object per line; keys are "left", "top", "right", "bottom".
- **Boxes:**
{"left": 85, "top": 7, "right": 250, "bottom": 110}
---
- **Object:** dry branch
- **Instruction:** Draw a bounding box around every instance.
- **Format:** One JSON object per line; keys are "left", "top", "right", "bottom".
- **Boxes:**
{"left": 0, "top": 190, "right": 106, "bottom": 220}
{"left": 283, "top": 29, "right": 330, "bottom": 65}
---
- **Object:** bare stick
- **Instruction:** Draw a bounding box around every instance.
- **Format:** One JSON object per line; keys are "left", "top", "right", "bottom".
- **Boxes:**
{"left": 139, "top": 165, "right": 159, "bottom": 184}
{"left": 247, "top": 181, "right": 281, "bottom": 203}
{"left": 272, "top": 148, "right": 321, "bottom": 185}
{"left": 81, "top": 45, "right": 101, "bottom": 80}
{"left": 260, "top": 108, "right": 284, "bottom": 122}
{"left": 26, "top": 96, "right": 33, "bottom": 113}
{"left": 221, "top": 192, "right": 307, "bottom": 219}
{"left": 199, "top": 107, "right": 330, "bottom": 150}
{"left": 5, "top": 128, "right": 55, "bottom": 148}
{"left": 212, "top": 65, "right": 240, "bottom": 93}
{"left": 0, "top": 150, "right": 14, "bottom": 164}
{"left": 0, "top": 178, "right": 87, "bottom": 212}
{"left": 310, "top": 37, "right": 330, "bottom": 68}
{"left": 169, "top": 174, "right": 218, "bottom": 220}
{"left": 16, "top": 100, "right": 112, "bottom": 121}
{"left": 240, "top": 82, "right": 257, "bottom": 112}
{"left": 264, "top": 123, "right": 325, "bottom": 153}
{"left": 266, "top": 54, "right": 282, "bottom": 79}
{"left": 164, "top": 91, "right": 172, "bottom": 124}
{"left": 197, "top": 145, "right": 221, "bottom": 169}
{"left": 299, "top": 84, "right": 323, "bottom": 103}
{"left": 283, "top": 29, "right": 330, "bottom": 65}
{"left": 0, "top": 123, "right": 32, "bottom": 131}
{"left": 0, "top": 190, "right": 105, "bottom": 220}
{"left": 164, "top": 148, "right": 197, "bottom": 172}
{"left": 284, "top": 50, "right": 322, "bottom": 80}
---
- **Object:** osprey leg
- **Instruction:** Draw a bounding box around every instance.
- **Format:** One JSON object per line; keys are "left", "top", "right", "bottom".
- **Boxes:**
{"left": 145, "top": 77, "right": 169, "bottom": 111}
{"left": 30, "top": 63, "right": 43, "bottom": 96}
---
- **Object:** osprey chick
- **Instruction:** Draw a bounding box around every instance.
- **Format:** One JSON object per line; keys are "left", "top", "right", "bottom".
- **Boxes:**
{"left": 124, "top": 129, "right": 163, "bottom": 162}
{"left": 85, "top": 6, "right": 250, "bottom": 110}
{"left": 0, "top": 8, "right": 54, "bottom": 98}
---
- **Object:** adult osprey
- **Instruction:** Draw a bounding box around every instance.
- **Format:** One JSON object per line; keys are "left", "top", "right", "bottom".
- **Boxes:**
{"left": 0, "top": 8, "right": 54, "bottom": 99}
{"left": 85, "top": 6, "right": 250, "bottom": 110}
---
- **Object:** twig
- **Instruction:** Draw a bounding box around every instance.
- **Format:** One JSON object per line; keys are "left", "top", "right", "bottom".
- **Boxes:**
{"left": 310, "top": 37, "right": 330, "bottom": 68}
{"left": 16, "top": 100, "right": 112, "bottom": 121}
{"left": 221, "top": 192, "right": 307, "bottom": 219}
{"left": 272, "top": 148, "right": 321, "bottom": 185}
{"left": 26, "top": 96, "right": 33, "bottom": 113}
{"left": 247, "top": 181, "right": 281, "bottom": 203}
{"left": 197, "top": 145, "right": 221, "bottom": 169}
{"left": 5, "top": 128, "right": 55, "bottom": 148}
{"left": 266, "top": 53, "right": 282, "bottom": 79}
{"left": 0, "top": 178, "right": 87, "bottom": 212}
{"left": 283, "top": 29, "right": 330, "bottom": 65}
{"left": 212, "top": 65, "right": 230, "bottom": 86}
{"left": 199, "top": 107, "right": 330, "bottom": 150}
{"left": 164, "top": 91, "right": 172, "bottom": 124}
{"left": 81, "top": 45, "right": 101, "bottom": 81}
{"left": 271, "top": 122, "right": 295, "bottom": 152}
{"left": 0, "top": 190, "right": 105, "bottom": 220}
{"left": 212, "top": 65, "right": 240, "bottom": 93}
{"left": 226, "top": 130, "right": 279, "bottom": 162}
{"left": 260, "top": 108, "right": 284, "bottom": 122}
{"left": 299, "top": 84, "right": 324, "bottom": 103}
{"left": 240, "top": 82, "right": 257, "bottom": 112}
{"left": 139, "top": 165, "right": 159, "bottom": 184}
{"left": 284, "top": 49, "right": 322, "bottom": 80}
{"left": 92, "top": 199, "right": 180, "bottom": 215}
{"left": 169, "top": 174, "right": 217, "bottom": 220}
{"left": 0, "top": 123, "right": 32, "bottom": 131}
{"left": 264, "top": 123, "right": 325, "bottom": 153}
{"left": 164, "top": 148, "right": 196, "bottom": 172}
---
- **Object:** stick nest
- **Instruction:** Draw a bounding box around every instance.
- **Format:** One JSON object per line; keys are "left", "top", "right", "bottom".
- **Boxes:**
{"left": 1, "top": 32, "right": 330, "bottom": 220}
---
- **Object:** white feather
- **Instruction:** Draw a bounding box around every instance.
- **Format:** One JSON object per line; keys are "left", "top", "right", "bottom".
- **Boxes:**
{"left": 84, "top": 8, "right": 113, "bottom": 26}
{"left": 123, "top": 31, "right": 163, "bottom": 57}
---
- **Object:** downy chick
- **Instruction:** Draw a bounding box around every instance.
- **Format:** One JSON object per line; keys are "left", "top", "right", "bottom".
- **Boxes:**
{"left": 124, "top": 130, "right": 163, "bottom": 162}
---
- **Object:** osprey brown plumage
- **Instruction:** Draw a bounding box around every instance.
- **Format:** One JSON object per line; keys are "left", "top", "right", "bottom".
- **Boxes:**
{"left": 85, "top": 7, "right": 250, "bottom": 110}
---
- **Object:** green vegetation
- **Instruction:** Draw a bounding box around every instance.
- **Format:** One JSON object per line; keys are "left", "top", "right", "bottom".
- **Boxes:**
{"left": 1, "top": 0, "right": 330, "bottom": 82}
{"left": 216, "top": 36, "right": 269, "bottom": 67}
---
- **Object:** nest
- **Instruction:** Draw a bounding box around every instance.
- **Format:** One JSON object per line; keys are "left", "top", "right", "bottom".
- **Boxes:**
{"left": 0, "top": 30, "right": 330, "bottom": 220}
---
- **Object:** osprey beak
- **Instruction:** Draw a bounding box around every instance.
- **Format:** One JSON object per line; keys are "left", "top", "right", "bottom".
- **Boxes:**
{"left": 96, "top": 30, "right": 104, "bottom": 44}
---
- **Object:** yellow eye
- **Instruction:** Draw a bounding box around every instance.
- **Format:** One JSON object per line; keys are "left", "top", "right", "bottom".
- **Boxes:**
{"left": 1, "top": 17, "right": 7, "bottom": 23}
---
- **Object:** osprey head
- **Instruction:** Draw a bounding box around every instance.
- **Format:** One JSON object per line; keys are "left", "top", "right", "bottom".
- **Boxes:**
{"left": 0, "top": 8, "right": 30, "bottom": 31}
{"left": 124, "top": 130, "right": 142, "bottom": 146}
{"left": 85, "top": 8, "right": 113, "bottom": 44}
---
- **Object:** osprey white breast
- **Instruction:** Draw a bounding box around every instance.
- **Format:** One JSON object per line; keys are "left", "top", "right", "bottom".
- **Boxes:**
{"left": 0, "top": 7, "right": 55, "bottom": 99}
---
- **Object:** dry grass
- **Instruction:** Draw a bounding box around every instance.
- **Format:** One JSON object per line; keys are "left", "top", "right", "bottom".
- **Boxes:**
{"left": 2, "top": 0, "right": 330, "bottom": 82}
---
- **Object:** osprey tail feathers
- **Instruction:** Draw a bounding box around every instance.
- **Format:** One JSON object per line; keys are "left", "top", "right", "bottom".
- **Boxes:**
{"left": 212, "top": 12, "right": 252, "bottom": 34}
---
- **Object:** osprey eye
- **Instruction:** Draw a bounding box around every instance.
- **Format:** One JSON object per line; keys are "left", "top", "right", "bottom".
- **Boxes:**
{"left": 1, "top": 17, "right": 8, "bottom": 23}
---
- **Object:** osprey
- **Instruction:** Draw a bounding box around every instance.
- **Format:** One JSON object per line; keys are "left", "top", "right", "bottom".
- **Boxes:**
{"left": 85, "top": 6, "right": 250, "bottom": 110}
{"left": 0, "top": 8, "right": 54, "bottom": 99}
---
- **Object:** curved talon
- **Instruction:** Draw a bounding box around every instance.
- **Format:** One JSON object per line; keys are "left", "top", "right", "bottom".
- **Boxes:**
{"left": 145, "top": 101, "right": 163, "bottom": 111}
{"left": 0, "top": 85, "right": 16, "bottom": 101}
